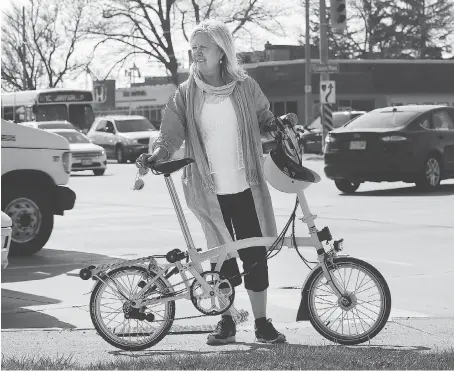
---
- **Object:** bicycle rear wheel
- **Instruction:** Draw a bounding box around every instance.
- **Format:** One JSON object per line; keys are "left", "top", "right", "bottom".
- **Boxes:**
{"left": 90, "top": 266, "right": 175, "bottom": 351}
{"left": 307, "top": 257, "right": 391, "bottom": 345}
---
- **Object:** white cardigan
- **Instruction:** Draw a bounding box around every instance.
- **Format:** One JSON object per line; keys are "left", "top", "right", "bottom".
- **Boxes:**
{"left": 199, "top": 96, "right": 249, "bottom": 195}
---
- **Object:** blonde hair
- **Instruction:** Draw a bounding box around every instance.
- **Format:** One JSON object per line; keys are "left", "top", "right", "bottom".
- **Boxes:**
{"left": 189, "top": 19, "right": 247, "bottom": 82}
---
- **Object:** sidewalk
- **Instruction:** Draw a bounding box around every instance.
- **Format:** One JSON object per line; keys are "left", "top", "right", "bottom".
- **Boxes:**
{"left": 2, "top": 318, "right": 454, "bottom": 367}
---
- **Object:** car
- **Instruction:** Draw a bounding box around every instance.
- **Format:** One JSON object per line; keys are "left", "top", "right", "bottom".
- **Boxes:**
{"left": 324, "top": 105, "right": 454, "bottom": 193}
{"left": 1, "top": 211, "right": 12, "bottom": 269}
{"left": 87, "top": 115, "right": 187, "bottom": 163}
{"left": 48, "top": 129, "right": 107, "bottom": 176}
{"left": 19, "top": 120, "right": 78, "bottom": 131}
{"left": 87, "top": 115, "right": 160, "bottom": 163}
{"left": 299, "top": 111, "right": 366, "bottom": 154}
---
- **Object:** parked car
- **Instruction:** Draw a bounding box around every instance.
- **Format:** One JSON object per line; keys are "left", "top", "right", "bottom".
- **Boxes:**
{"left": 87, "top": 115, "right": 186, "bottom": 163}
{"left": 86, "top": 115, "right": 159, "bottom": 163}
{"left": 324, "top": 105, "right": 454, "bottom": 193}
{"left": 299, "top": 111, "right": 366, "bottom": 153}
{"left": 19, "top": 120, "right": 78, "bottom": 131}
{"left": 48, "top": 129, "right": 107, "bottom": 176}
{"left": 1, "top": 211, "right": 12, "bottom": 269}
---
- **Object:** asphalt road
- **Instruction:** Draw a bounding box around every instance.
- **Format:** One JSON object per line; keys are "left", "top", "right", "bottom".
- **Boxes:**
{"left": 2, "top": 156, "right": 454, "bottom": 331}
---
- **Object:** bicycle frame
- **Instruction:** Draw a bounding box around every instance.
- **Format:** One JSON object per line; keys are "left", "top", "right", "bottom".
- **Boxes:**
{"left": 163, "top": 173, "right": 345, "bottom": 299}
{"left": 87, "top": 171, "right": 345, "bottom": 323}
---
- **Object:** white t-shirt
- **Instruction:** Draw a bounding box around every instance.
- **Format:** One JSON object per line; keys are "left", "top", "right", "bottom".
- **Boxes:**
{"left": 199, "top": 95, "right": 249, "bottom": 195}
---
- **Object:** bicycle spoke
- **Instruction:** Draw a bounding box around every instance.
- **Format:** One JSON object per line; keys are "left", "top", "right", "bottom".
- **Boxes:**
{"left": 310, "top": 260, "right": 388, "bottom": 343}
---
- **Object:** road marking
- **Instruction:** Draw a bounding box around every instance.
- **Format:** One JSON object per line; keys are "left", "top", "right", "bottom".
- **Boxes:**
{"left": 356, "top": 256, "right": 412, "bottom": 267}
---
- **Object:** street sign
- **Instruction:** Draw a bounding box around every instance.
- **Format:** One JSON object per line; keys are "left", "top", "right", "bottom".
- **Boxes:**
{"left": 311, "top": 63, "right": 339, "bottom": 73}
{"left": 320, "top": 80, "right": 336, "bottom": 104}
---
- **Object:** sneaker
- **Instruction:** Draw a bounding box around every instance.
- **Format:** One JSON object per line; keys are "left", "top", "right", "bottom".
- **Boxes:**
{"left": 255, "top": 318, "right": 286, "bottom": 344}
{"left": 206, "top": 316, "right": 236, "bottom": 345}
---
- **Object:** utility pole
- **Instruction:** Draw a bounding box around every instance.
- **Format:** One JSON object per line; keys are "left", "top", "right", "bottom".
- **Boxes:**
{"left": 22, "top": 6, "right": 27, "bottom": 90}
{"left": 319, "top": 0, "right": 329, "bottom": 151}
{"left": 304, "top": 0, "right": 313, "bottom": 127}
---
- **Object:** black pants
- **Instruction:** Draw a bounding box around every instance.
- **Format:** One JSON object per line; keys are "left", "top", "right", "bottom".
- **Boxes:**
{"left": 211, "top": 188, "right": 269, "bottom": 292}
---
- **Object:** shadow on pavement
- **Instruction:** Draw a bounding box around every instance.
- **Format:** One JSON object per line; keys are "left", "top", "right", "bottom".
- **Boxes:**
{"left": 1, "top": 289, "right": 76, "bottom": 329}
{"left": 341, "top": 183, "right": 454, "bottom": 197}
{"left": 2, "top": 248, "right": 124, "bottom": 283}
{"left": 1, "top": 248, "right": 125, "bottom": 330}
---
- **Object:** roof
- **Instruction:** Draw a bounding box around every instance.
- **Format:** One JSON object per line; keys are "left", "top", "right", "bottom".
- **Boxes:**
{"left": 375, "top": 104, "right": 450, "bottom": 112}
{"left": 95, "top": 115, "right": 146, "bottom": 120}
{"left": 332, "top": 110, "right": 366, "bottom": 116}
{"left": 22, "top": 120, "right": 71, "bottom": 125}
{"left": 46, "top": 128, "right": 80, "bottom": 133}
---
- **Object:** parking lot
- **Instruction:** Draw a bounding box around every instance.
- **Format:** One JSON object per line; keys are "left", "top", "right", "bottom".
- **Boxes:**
{"left": 2, "top": 156, "right": 454, "bottom": 330}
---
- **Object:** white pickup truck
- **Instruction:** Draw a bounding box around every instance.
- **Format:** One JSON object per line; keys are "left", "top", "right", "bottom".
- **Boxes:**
{"left": 1, "top": 119, "right": 76, "bottom": 256}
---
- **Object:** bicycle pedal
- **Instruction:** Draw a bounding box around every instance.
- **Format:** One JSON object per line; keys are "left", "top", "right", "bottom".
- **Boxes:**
{"left": 232, "top": 309, "right": 249, "bottom": 325}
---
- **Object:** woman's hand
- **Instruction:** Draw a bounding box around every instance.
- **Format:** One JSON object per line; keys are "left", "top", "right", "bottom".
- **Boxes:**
{"left": 136, "top": 148, "right": 168, "bottom": 169}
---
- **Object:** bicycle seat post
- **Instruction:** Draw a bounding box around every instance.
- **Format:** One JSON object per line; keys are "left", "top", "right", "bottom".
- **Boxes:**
{"left": 164, "top": 174, "right": 203, "bottom": 272}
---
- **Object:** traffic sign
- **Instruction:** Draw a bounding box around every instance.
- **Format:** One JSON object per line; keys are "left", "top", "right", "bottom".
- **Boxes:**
{"left": 311, "top": 63, "right": 339, "bottom": 73}
{"left": 320, "top": 80, "right": 336, "bottom": 104}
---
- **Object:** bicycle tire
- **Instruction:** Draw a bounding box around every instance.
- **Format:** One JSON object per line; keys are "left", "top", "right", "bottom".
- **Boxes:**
{"left": 307, "top": 257, "right": 391, "bottom": 345}
{"left": 90, "top": 266, "right": 175, "bottom": 351}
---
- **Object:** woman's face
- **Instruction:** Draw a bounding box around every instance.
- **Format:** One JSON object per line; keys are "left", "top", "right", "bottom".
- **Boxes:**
{"left": 191, "top": 32, "right": 223, "bottom": 77}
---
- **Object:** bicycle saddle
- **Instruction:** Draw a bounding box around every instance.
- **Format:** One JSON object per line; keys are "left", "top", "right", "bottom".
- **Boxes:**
{"left": 153, "top": 158, "right": 195, "bottom": 174}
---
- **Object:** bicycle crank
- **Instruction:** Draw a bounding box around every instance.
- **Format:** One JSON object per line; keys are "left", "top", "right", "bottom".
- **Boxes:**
{"left": 189, "top": 271, "right": 235, "bottom": 316}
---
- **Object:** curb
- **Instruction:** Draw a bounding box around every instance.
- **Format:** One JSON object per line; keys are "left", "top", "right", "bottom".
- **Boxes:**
{"left": 2, "top": 317, "right": 453, "bottom": 334}
{"left": 0, "top": 317, "right": 425, "bottom": 334}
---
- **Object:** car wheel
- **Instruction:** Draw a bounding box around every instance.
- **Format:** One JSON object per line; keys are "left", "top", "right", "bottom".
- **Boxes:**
{"left": 93, "top": 169, "right": 106, "bottom": 176}
{"left": 335, "top": 179, "right": 361, "bottom": 194}
{"left": 416, "top": 155, "right": 441, "bottom": 191}
{"left": 2, "top": 187, "right": 54, "bottom": 256}
{"left": 116, "top": 146, "right": 127, "bottom": 164}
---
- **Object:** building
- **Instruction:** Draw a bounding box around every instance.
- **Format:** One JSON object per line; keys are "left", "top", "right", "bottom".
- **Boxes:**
{"left": 94, "top": 44, "right": 454, "bottom": 127}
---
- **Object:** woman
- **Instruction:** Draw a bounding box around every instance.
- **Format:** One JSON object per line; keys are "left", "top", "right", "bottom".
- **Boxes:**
{"left": 145, "top": 19, "right": 286, "bottom": 345}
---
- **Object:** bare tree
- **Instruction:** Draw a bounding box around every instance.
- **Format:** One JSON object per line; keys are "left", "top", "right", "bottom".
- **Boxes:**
{"left": 87, "top": 0, "right": 289, "bottom": 86}
{"left": 1, "top": 0, "right": 92, "bottom": 92}
{"left": 296, "top": 0, "right": 453, "bottom": 60}
{"left": 296, "top": 0, "right": 398, "bottom": 59}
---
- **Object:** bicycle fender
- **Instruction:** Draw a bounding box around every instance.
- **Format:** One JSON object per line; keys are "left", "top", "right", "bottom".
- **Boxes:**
{"left": 296, "top": 265, "right": 322, "bottom": 321}
{"left": 296, "top": 254, "right": 350, "bottom": 321}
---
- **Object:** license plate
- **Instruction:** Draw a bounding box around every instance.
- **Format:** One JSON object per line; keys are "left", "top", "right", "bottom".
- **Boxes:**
{"left": 349, "top": 141, "right": 366, "bottom": 150}
{"left": 81, "top": 159, "right": 92, "bottom": 166}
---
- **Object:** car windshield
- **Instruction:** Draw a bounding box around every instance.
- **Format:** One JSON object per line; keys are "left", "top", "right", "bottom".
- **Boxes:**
{"left": 54, "top": 131, "right": 90, "bottom": 144}
{"left": 115, "top": 118, "right": 157, "bottom": 133}
{"left": 38, "top": 122, "right": 76, "bottom": 130}
{"left": 345, "top": 110, "right": 420, "bottom": 129}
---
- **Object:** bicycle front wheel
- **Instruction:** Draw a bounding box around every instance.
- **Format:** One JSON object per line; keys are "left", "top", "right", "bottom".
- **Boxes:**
{"left": 90, "top": 266, "right": 175, "bottom": 351}
{"left": 307, "top": 257, "right": 391, "bottom": 345}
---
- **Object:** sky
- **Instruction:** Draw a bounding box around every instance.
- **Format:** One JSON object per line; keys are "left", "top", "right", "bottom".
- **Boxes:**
{"left": 1, "top": 0, "right": 307, "bottom": 89}
{"left": 1, "top": 0, "right": 308, "bottom": 89}
{"left": 2, "top": 0, "right": 453, "bottom": 90}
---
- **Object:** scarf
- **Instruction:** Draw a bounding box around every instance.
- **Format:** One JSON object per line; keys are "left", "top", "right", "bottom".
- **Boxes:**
{"left": 185, "top": 71, "right": 264, "bottom": 193}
